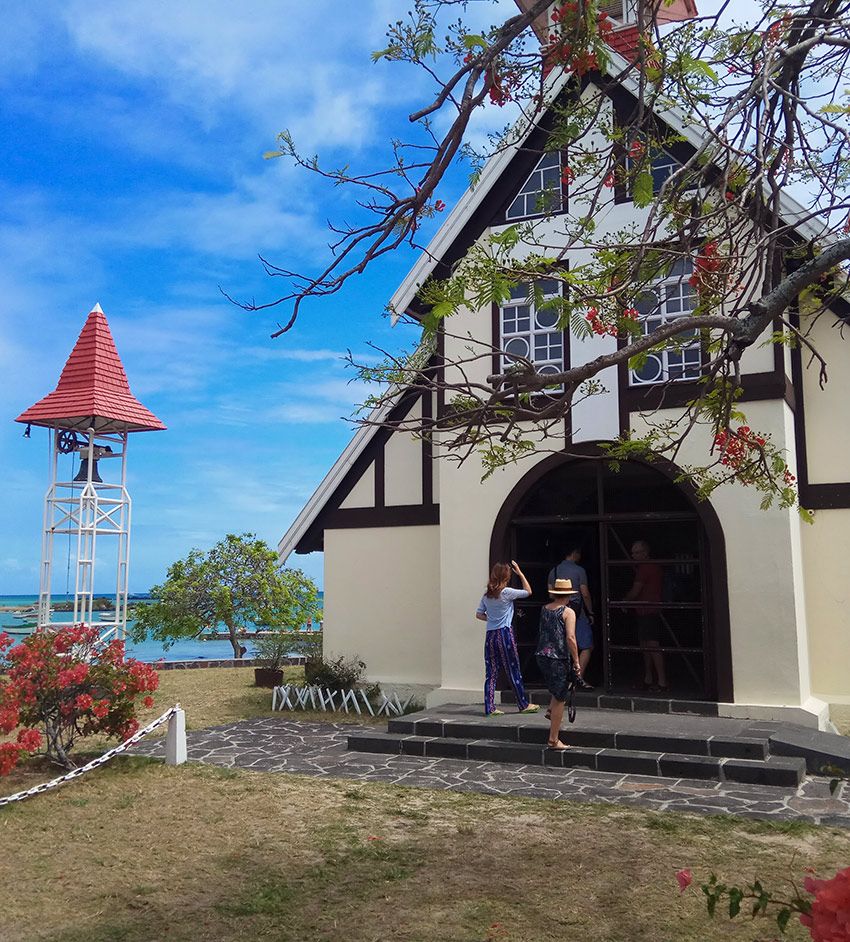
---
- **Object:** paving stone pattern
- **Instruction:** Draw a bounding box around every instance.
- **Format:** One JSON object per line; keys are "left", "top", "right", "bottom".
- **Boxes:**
{"left": 132, "top": 715, "right": 850, "bottom": 827}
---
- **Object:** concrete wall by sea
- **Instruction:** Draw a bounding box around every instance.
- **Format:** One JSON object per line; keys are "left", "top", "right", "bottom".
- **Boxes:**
{"left": 322, "top": 525, "right": 441, "bottom": 688}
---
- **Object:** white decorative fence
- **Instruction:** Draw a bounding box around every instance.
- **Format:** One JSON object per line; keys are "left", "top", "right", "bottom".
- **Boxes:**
{"left": 0, "top": 705, "right": 187, "bottom": 808}
{"left": 271, "top": 684, "right": 414, "bottom": 717}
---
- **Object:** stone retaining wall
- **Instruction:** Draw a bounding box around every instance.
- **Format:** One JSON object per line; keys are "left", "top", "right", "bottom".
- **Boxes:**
{"left": 152, "top": 657, "right": 307, "bottom": 671}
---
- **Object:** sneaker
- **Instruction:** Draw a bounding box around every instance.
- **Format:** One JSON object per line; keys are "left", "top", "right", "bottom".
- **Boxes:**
{"left": 518, "top": 704, "right": 540, "bottom": 714}
{"left": 486, "top": 709, "right": 505, "bottom": 716}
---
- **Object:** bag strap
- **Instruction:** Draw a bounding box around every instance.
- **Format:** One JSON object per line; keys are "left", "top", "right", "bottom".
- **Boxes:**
{"left": 567, "top": 683, "right": 576, "bottom": 723}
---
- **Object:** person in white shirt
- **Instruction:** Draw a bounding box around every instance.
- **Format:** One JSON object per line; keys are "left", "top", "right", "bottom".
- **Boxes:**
{"left": 475, "top": 560, "right": 541, "bottom": 717}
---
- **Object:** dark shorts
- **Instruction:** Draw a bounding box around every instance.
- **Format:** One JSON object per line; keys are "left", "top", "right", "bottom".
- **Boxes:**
{"left": 575, "top": 617, "right": 594, "bottom": 651}
{"left": 536, "top": 655, "right": 572, "bottom": 702}
{"left": 636, "top": 614, "right": 662, "bottom": 645}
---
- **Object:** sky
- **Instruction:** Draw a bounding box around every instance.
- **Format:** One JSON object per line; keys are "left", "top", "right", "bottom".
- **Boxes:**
{"left": 0, "top": 0, "right": 527, "bottom": 594}
{"left": 0, "top": 0, "right": 763, "bottom": 596}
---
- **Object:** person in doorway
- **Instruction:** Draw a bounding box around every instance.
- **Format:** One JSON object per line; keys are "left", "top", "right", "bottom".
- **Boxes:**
{"left": 548, "top": 542, "right": 595, "bottom": 687}
{"left": 475, "top": 561, "right": 541, "bottom": 717}
{"left": 624, "top": 539, "right": 668, "bottom": 692}
{"left": 536, "top": 578, "right": 583, "bottom": 750}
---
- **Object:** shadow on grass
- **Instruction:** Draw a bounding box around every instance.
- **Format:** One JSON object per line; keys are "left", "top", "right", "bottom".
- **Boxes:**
{"left": 41, "top": 817, "right": 425, "bottom": 942}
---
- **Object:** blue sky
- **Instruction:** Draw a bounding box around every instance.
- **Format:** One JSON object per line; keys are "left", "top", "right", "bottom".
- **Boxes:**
{"left": 0, "top": 0, "right": 521, "bottom": 593}
{"left": 0, "top": 0, "right": 753, "bottom": 595}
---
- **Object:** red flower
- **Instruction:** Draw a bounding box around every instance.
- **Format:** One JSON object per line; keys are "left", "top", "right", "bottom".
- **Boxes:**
{"left": 92, "top": 701, "right": 109, "bottom": 720}
{"left": 603, "top": 172, "right": 616, "bottom": 188}
{"left": 434, "top": 200, "right": 446, "bottom": 212}
{"left": 16, "top": 727, "right": 42, "bottom": 752}
{"left": 800, "top": 866, "right": 850, "bottom": 941}
{"left": 676, "top": 869, "right": 693, "bottom": 893}
{"left": 74, "top": 693, "right": 94, "bottom": 711}
{"left": 143, "top": 696, "right": 155, "bottom": 709}
{"left": 561, "top": 166, "right": 575, "bottom": 185}
{"left": 623, "top": 307, "right": 639, "bottom": 320}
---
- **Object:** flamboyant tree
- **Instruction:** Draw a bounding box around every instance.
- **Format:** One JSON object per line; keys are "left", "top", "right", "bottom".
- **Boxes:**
{"left": 241, "top": 0, "right": 850, "bottom": 514}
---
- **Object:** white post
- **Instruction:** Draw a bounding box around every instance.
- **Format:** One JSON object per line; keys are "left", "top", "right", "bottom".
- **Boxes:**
{"left": 165, "top": 706, "right": 187, "bottom": 766}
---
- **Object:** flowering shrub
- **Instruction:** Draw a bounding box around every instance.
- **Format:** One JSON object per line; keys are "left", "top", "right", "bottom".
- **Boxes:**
{"left": 0, "top": 624, "right": 159, "bottom": 773}
{"left": 678, "top": 865, "right": 850, "bottom": 941}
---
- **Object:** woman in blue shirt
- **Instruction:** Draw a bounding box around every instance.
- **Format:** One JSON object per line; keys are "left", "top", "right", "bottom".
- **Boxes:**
{"left": 475, "top": 560, "right": 541, "bottom": 717}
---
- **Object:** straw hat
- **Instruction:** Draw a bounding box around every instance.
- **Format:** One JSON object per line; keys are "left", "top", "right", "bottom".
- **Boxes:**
{"left": 549, "top": 578, "right": 579, "bottom": 595}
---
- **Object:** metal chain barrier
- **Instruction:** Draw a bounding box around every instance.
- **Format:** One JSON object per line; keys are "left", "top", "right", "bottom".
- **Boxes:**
{"left": 0, "top": 704, "right": 181, "bottom": 808}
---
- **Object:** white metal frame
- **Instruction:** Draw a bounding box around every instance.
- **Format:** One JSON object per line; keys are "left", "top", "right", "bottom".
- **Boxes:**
{"left": 38, "top": 428, "right": 132, "bottom": 641}
{"left": 629, "top": 267, "right": 702, "bottom": 386}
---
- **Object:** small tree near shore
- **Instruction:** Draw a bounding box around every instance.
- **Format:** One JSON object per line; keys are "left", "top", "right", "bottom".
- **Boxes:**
{"left": 132, "top": 533, "right": 320, "bottom": 659}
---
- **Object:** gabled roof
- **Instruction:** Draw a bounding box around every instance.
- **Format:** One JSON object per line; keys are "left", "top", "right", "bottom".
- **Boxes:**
{"left": 16, "top": 304, "right": 166, "bottom": 434}
{"left": 279, "top": 45, "right": 832, "bottom": 562}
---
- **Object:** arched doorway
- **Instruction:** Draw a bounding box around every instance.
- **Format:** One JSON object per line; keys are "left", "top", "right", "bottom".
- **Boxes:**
{"left": 490, "top": 445, "right": 733, "bottom": 701}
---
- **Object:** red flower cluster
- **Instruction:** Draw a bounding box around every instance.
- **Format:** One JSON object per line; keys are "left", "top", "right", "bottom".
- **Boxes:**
{"left": 713, "top": 425, "right": 767, "bottom": 470}
{"left": 586, "top": 307, "right": 615, "bottom": 336}
{"left": 561, "top": 165, "right": 575, "bottom": 185}
{"left": 585, "top": 307, "right": 638, "bottom": 337}
{"left": 486, "top": 68, "right": 520, "bottom": 106}
{"left": 689, "top": 241, "right": 728, "bottom": 295}
{"left": 801, "top": 866, "right": 850, "bottom": 942}
{"left": 546, "top": 3, "right": 607, "bottom": 76}
{"left": 434, "top": 200, "right": 446, "bottom": 212}
{"left": 0, "top": 624, "right": 159, "bottom": 774}
{"left": 603, "top": 171, "right": 616, "bottom": 188}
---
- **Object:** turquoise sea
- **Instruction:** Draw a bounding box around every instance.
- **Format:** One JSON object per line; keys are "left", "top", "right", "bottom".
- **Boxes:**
{"left": 0, "top": 594, "right": 323, "bottom": 663}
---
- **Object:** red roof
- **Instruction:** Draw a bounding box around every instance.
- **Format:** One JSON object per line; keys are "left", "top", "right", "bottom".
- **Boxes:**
{"left": 15, "top": 304, "right": 166, "bottom": 434}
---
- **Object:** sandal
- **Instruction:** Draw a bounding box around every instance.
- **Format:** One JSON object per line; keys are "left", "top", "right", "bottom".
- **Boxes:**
{"left": 486, "top": 709, "right": 505, "bottom": 716}
{"left": 547, "top": 740, "right": 569, "bottom": 751}
{"left": 518, "top": 704, "right": 540, "bottom": 714}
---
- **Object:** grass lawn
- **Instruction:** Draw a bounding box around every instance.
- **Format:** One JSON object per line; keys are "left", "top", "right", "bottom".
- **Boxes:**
{"left": 1, "top": 668, "right": 848, "bottom": 941}
{"left": 1, "top": 758, "right": 848, "bottom": 942}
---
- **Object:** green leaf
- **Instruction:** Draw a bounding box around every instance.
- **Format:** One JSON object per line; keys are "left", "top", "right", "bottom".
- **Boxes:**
{"left": 462, "top": 34, "right": 487, "bottom": 51}
{"left": 777, "top": 908, "right": 791, "bottom": 933}
{"left": 728, "top": 887, "right": 744, "bottom": 918}
{"left": 633, "top": 172, "right": 654, "bottom": 208}
{"left": 682, "top": 55, "right": 718, "bottom": 82}
{"left": 821, "top": 103, "right": 850, "bottom": 114}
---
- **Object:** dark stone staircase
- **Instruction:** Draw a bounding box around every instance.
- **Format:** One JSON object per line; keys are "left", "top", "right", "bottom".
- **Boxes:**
{"left": 347, "top": 700, "right": 850, "bottom": 789}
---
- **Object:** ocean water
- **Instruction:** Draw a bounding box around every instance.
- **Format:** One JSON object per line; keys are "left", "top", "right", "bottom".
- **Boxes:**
{"left": 0, "top": 594, "right": 323, "bottom": 663}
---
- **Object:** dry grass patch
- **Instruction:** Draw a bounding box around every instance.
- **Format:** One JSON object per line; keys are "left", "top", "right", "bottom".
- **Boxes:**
{"left": 138, "top": 666, "right": 386, "bottom": 731}
{"left": 0, "top": 666, "right": 381, "bottom": 799}
{"left": 1, "top": 760, "right": 848, "bottom": 942}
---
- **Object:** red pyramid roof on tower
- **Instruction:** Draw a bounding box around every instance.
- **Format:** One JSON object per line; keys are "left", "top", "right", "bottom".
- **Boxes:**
{"left": 15, "top": 304, "right": 166, "bottom": 433}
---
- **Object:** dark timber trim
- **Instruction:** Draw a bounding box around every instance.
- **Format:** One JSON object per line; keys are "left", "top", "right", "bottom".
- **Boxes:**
{"left": 422, "top": 388, "right": 435, "bottom": 507}
{"left": 295, "top": 385, "right": 439, "bottom": 554}
{"left": 322, "top": 505, "right": 440, "bottom": 530}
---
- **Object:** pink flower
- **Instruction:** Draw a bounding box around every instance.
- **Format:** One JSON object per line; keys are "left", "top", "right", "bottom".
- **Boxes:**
{"left": 676, "top": 869, "right": 693, "bottom": 893}
{"left": 800, "top": 866, "right": 850, "bottom": 941}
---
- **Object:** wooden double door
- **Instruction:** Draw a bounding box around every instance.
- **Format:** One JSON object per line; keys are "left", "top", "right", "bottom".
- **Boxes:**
{"left": 501, "top": 457, "right": 721, "bottom": 700}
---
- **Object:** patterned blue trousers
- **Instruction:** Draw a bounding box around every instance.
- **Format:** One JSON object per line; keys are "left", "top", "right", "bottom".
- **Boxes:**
{"left": 484, "top": 625, "right": 530, "bottom": 714}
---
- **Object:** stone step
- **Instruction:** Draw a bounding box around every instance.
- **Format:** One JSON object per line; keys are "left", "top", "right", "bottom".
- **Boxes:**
{"left": 502, "top": 689, "right": 719, "bottom": 716}
{"left": 386, "top": 717, "right": 770, "bottom": 760}
{"left": 347, "top": 731, "right": 806, "bottom": 787}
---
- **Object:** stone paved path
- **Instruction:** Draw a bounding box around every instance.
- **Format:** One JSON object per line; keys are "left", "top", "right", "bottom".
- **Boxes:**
{"left": 132, "top": 716, "right": 850, "bottom": 827}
